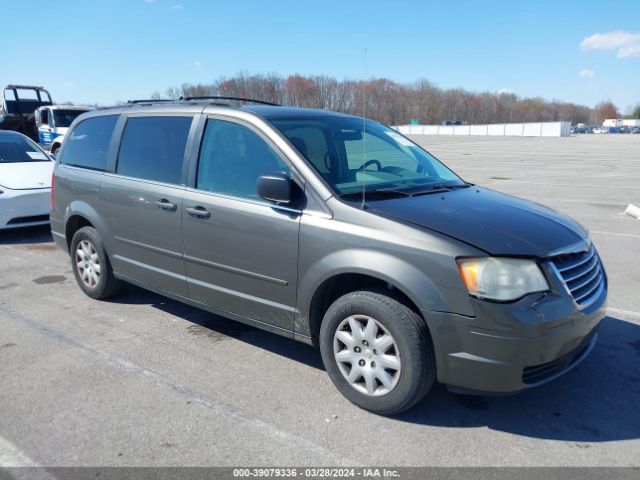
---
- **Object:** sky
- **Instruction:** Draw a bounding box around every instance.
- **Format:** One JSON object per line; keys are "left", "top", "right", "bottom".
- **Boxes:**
{"left": 1, "top": 0, "right": 639, "bottom": 111}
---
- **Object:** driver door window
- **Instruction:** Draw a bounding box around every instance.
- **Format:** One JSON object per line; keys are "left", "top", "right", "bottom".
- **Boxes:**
{"left": 196, "top": 119, "right": 288, "bottom": 201}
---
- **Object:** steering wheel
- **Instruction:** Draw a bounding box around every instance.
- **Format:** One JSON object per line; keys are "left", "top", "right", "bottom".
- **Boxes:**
{"left": 324, "top": 152, "right": 332, "bottom": 171}
{"left": 357, "top": 159, "right": 382, "bottom": 171}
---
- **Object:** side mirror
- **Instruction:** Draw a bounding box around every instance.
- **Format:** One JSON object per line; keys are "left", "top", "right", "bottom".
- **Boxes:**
{"left": 257, "top": 171, "right": 292, "bottom": 204}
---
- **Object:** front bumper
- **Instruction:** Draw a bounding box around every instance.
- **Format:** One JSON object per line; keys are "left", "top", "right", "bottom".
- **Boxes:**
{"left": 0, "top": 187, "right": 51, "bottom": 229}
{"left": 423, "top": 283, "right": 607, "bottom": 394}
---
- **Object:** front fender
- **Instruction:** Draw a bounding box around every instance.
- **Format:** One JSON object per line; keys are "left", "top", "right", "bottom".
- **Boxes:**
{"left": 51, "top": 133, "right": 65, "bottom": 150}
{"left": 297, "top": 248, "right": 450, "bottom": 331}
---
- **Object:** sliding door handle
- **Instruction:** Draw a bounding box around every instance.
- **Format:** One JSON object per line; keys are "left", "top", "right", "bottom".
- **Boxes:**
{"left": 186, "top": 206, "right": 211, "bottom": 219}
{"left": 156, "top": 199, "right": 177, "bottom": 212}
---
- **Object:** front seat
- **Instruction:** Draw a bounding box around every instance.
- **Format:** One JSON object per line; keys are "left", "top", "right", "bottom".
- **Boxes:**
{"left": 288, "top": 136, "right": 309, "bottom": 160}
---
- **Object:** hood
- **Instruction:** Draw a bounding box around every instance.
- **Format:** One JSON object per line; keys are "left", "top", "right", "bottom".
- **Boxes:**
{"left": 368, "top": 186, "right": 587, "bottom": 257}
{"left": 0, "top": 161, "right": 54, "bottom": 190}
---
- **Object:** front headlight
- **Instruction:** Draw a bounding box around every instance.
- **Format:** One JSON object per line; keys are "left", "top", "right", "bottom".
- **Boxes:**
{"left": 456, "top": 257, "right": 549, "bottom": 302}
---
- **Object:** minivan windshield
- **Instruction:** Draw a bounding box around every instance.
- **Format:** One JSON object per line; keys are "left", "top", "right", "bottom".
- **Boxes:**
{"left": 269, "top": 116, "right": 466, "bottom": 198}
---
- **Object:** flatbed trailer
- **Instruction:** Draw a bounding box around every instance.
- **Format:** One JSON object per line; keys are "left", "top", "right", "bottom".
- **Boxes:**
{"left": 0, "top": 85, "right": 53, "bottom": 142}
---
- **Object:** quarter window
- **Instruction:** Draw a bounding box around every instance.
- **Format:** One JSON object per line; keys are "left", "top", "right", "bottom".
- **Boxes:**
{"left": 117, "top": 116, "right": 193, "bottom": 185}
{"left": 196, "top": 119, "right": 288, "bottom": 200}
{"left": 60, "top": 115, "right": 118, "bottom": 171}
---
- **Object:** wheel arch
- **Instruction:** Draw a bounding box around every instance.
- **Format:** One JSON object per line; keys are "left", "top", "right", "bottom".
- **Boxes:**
{"left": 298, "top": 249, "right": 449, "bottom": 345}
{"left": 63, "top": 201, "right": 108, "bottom": 251}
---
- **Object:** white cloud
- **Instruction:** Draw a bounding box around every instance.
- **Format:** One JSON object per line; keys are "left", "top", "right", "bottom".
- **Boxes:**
{"left": 63, "top": 81, "right": 75, "bottom": 87}
{"left": 618, "top": 44, "right": 640, "bottom": 59}
{"left": 579, "top": 69, "right": 595, "bottom": 78}
{"left": 580, "top": 30, "right": 640, "bottom": 59}
{"left": 144, "top": 0, "right": 157, "bottom": 3}
{"left": 194, "top": 60, "right": 202, "bottom": 67}
{"left": 171, "top": 3, "right": 183, "bottom": 10}
{"left": 497, "top": 89, "right": 513, "bottom": 95}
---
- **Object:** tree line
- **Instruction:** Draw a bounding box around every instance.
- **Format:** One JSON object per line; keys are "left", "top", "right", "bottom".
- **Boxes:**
{"left": 152, "top": 73, "right": 628, "bottom": 126}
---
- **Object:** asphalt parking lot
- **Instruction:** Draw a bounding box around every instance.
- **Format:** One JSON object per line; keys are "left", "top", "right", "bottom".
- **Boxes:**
{"left": 1, "top": 135, "right": 639, "bottom": 468}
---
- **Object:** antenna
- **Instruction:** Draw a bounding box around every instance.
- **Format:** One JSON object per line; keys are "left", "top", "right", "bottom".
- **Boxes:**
{"left": 361, "top": 48, "right": 368, "bottom": 209}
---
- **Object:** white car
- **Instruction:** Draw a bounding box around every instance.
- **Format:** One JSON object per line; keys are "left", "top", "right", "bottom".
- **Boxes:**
{"left": 0, "top": 130, "right": 54, "bottom": 229}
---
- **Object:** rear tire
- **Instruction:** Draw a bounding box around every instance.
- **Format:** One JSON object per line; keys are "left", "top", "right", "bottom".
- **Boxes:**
{"left": 70, "top": 227, "right": 121, "bottom": 299}
{"left": 319, "top": 290, "right": 436, "bottom": 415}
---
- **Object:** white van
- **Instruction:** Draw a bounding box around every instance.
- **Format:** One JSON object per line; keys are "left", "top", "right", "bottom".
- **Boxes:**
{"left": 35, "top": 105, "right": 92, "bottom": 153}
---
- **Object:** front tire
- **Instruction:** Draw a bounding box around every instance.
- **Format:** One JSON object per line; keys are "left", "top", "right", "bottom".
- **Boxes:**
{"left": 319, "top": 290, "right": 436, "bottom": 415}
{"left": 70, "top": 227, "right": 121, "bottom": 299}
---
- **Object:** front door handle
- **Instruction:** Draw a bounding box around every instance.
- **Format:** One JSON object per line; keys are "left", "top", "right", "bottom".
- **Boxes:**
{"left": 186, "top": 206, "right": 211, "bottom": 219}
{"left": 156, "top": 199, "right": 177, "bottom": 212}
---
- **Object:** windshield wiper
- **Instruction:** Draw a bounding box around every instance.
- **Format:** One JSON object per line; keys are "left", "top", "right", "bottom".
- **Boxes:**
{"left": 340, "top": 189, "right": 411, "bottom": 201}
{"left": 340, "top": 183, "right": 470, "bottom": 201}
{"left": 410, "top": 183, "right": 470, "bottom": 196}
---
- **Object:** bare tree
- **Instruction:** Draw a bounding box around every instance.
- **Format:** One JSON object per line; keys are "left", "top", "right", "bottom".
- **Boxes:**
{"left": 591, "top": 100, "right": 620, "bottom": 124}
{"left": 154, "top": 74, "right": 616, "bottom": 125}
{"left": 165, "top": 86, "right": 182, "bottom": 100}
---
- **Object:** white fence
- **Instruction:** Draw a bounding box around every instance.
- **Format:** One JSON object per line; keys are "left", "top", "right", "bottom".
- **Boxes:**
{"left": 393, "top": 121, "right": 571, "bottom": 137}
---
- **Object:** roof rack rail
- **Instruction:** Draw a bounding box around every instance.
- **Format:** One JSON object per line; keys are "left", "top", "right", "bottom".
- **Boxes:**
{"left": 180, "top": 96, "right": 280, "bottom": 106}
{"left": 126, "top": 99, "right": 178, "bottom": 104}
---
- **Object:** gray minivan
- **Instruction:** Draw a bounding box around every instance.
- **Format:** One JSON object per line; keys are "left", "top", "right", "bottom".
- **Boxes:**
{"left": 51, "top": 98, "right": 607, "bottom": 414}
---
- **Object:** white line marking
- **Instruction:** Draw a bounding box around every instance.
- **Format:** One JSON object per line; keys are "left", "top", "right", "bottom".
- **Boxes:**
{"left": 625, "top": 204, "right": 640, "bottom": 220}
{"left": 0, "top": 434, "right": 38, "bottom": 467}
{"left": 591, "top": 231, "right": 640, "bottom": 239}
{"left": 0, "top": 438, "right": 56, "bottom": 479}
{"left": 0, "top": 306, "right": 352, "bottom": 466}
{"left": 608, "top": 308, "right": 640, "bottom": 322}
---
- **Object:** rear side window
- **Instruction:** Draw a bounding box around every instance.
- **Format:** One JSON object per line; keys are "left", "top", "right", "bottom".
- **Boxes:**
{"left": 60, "top": 115, "right": 118, "bottom": 171}
{"left": 117, "top": 116, "right": 192, "bottom": 185}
